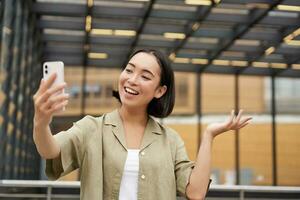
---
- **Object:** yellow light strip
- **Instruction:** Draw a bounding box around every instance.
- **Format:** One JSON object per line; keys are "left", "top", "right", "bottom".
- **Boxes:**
{"left": 169, "top": 53, "right": 176, "bottom": 61}
{"left": 185, "top": 0, "right": 212, "bottom": 6}
{"left": 87, "top": 0, "right": 93, "bottom": 8}
{"left": 91, "top": 29, "right": 136, "bottom": 37}
{"left": 231, "top": 60, "right": 248, "bottom": 67}
{"left": 88, "top": 53, "right": 108, "bottom": 59}
{"left": 235, "top": 39, "right": 260, "bottom": 46}
{"left": 85, "top": 15, "right": 92, "bottom": 32}
{"left": 164, "top": 32, "right": 186, "bottom": 40}
{"left": 91, "top": 29, "right": 113, "bottom": 35}
{"left": 265, "top": 46, "right": 275, "bottom": 56}
{"left": 292, "top": 64, "right": 300, "bottom": 70}
{"left": 114, "top": 30, "right": 136, "bottom": 36}
{"left": 285, "top": 40, "right": 300, "bottom": 46}
{"left": 294, "top": 28, "right": 300, "bottom": 37}
{"left": 170, "top": 57, "right": 290, "bottom": 70}
{"left": 173, "top": 57, "right": 190, "bottom": 64}
{"left": 277, "top": 5, "right": 300, "bottom": 12}
{"left": 284, "top": 34, "right": 293, "bottom": 42}
{"left": 213, "top": 59, "right": 230, "bottom": 66}
{"left": 270, "top": 63, "right": 287, "bottom": 69}
{"left": 191, "top": 58, "right": 208, "bottom": 65}
{"left": 284, "top": 28, "right": 300, "bottom": 42}
{"left": 253, "top": 62, "right": 269, "bottom": 68}
{"left": 192, "top": 22, "right": 200, "bottom": 31}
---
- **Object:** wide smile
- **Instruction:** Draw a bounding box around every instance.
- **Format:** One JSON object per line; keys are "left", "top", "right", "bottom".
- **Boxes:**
{"left": 124, "top": 87, "right": 139, "bottom": 95}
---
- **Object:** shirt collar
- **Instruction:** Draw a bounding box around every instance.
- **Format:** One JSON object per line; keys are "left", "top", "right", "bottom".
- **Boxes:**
{"left": 104, "top": 109, "right": 163, "bottom": 135}
{"left": 104, "top": 109, "right": 163, "bottom": 150}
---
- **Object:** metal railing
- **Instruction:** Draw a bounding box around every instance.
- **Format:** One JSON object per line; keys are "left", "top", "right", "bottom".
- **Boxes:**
{"left": 0, "top": 180, "right": 80, "bottom": 200}
{"left": 1, "top": 180, "right": 300, "bottom": 200}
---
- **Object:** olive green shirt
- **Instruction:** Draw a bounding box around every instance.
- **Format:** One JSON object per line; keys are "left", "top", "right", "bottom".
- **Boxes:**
{"left": 46, "top": 109, "right": 195, "bottom": 200}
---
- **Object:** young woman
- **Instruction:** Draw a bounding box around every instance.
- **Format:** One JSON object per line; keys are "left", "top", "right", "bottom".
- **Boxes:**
{"left": 33, "top": 49, "right": 252, "bottom": 200}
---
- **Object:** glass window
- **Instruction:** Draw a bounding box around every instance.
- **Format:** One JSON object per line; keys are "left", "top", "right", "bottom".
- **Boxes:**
{"left": 172, "top": 72, "right": 196, "bottom": 115}
{"left": 84, "top": 68, "right": 120, "bottom": 115}
{"left": 59, "top": 67, "right": 83, "bottom": 116}
{"left": 276, "top": 77, "right": 300, "bottom": 186}
{"left": 239, "top": 76, "right": 272, "bottom": 185}
{"left": 166, "top": 120, "right": 199, "bottom": 161}
{"left": 202, "top": 74, "right": 235, "bottom": 185}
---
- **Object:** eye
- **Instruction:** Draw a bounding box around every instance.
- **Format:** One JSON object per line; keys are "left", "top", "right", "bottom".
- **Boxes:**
{"left": 125, "top": 68, "right": 133, "bottom": 73}
{"left": 142, "top": 75, "right": 151, "bottom": 80}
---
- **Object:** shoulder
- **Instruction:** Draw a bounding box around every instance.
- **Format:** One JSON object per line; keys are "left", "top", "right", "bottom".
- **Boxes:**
{"left": 150, "top": 117, "right": 184, "bottom": 145}
{"left": 73, "top": 115, "right": 104, "bottom": 133}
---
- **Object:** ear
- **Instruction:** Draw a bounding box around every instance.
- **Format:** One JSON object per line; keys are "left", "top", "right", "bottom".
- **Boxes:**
{"left": 154, "top": 85, "right": 167, "bottom": 99}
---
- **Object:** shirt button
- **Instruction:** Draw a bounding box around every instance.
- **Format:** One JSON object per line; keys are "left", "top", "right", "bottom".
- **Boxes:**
{"left": 141, "top": 151, "right": 145, "bottom": 156}
{"left": 141, "top": 174, "right": 146, "bottom": 180}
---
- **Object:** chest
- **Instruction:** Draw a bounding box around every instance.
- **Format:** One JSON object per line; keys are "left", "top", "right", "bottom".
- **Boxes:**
{"left": 101, "top": 129, "right": 175, "bottom": 174}
{"left": 123, "top": 124, "right": 145, "bottom": 149}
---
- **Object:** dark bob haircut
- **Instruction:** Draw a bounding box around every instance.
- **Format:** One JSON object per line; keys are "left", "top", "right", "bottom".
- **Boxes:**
{"left": 113, "top": 49, "right": 175, "bottom": 118}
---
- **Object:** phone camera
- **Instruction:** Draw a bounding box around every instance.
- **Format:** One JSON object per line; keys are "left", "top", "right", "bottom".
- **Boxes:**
{"left": 45, "top": 65, "right": 48, "bottom": 69}
{"left": 45, "top": 70, "right": 48, "bottom": 74}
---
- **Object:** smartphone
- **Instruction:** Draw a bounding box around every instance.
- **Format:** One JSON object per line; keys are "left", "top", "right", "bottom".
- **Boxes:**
{"left": 43, "top": 61, "right": 65, "bottom": 111}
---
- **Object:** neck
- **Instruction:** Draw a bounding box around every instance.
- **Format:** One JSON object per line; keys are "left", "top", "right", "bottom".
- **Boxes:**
{"left": 118, "top": 106, "right": 148, "bottom": 126}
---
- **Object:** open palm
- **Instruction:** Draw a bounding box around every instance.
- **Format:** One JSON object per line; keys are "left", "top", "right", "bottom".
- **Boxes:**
{"left": 206, "top": 110, "right": 252, "bottom": 138}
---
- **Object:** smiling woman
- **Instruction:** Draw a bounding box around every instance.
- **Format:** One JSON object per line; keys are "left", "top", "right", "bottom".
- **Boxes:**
{"left": 33, "top": 48, "right": 251, "bottom": 200}
{"left": 113, "top": 49, "right": 174, "bottom": 118}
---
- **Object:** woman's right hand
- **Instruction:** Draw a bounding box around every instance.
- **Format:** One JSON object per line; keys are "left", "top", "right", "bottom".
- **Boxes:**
{"left": 33, "top": 73, "right": 69, "bottom": 128}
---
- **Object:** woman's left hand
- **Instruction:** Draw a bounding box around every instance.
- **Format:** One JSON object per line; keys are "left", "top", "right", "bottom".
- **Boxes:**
{"left": 205, "top": 109, "right": 252, "bottom": 138}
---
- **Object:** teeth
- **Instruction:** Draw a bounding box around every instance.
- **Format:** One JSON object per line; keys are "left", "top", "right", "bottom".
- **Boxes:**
{"left": 125, "top": 87, "right": 139, "bottom": 95}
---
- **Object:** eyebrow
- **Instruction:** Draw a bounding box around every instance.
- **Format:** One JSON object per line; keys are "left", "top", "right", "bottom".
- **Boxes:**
{"left": 127, "top": 62, "right": 155, "bottom": 77}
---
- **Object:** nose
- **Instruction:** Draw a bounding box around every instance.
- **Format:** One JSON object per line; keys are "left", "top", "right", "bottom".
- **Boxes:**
{"left": 128, "top": 73, "right": 138, "bottom": 85}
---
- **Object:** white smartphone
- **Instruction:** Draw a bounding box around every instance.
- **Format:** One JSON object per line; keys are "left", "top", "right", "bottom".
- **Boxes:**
{"left": 43, "top": 61, "right": 65, "bottom": 111}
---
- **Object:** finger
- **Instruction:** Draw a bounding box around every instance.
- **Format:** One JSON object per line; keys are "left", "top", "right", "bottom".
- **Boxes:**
{"left": 37, "top": 79, "right": 45, "bottom": 91}
{"left": 228, "top": 110, "right": 235, "bottom": 122}
{"left": 49, "top": 95, "right": 68, "bottom": 110}
{"left": 239, "top": 117, "right": 252, "bottom": 125}
{"left": 238, "top": 122, "right": 249, "bottom": 129}
{"left": 226, "top": 110, "right": 235, "bottom": 128}
{"left": 41, "top": 93, "right": 69, "bottom": 111}
{"left": 48, "top": 100, "right": 68, "bottom": 115}
{"left": 235, "top": 109, "right": 243, "bottom": 124}
{"left": 33, "top": 79, "right": 46, "bottom": 100}
{"left": 237, "top": 117, "right": 252, "bottom": 128}
{"left": 35, "top": 83, "right": 66, "bottom": 106}
{"left": 40, "top": 73, "right": 57, "bottom": 93}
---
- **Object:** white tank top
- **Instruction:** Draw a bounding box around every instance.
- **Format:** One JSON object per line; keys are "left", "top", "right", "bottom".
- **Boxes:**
{"left": 119, "top": 149, "right": 140, "bottom": 200}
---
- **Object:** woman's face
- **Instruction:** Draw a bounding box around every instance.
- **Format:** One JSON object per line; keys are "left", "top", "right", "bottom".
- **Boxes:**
{"left": 118, "top": 52, "right": 167, "bottom": 110}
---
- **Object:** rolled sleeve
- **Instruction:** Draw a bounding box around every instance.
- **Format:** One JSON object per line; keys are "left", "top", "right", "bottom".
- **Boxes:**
{"left": 174, "top": 135, "right": 195, "bottom": 197}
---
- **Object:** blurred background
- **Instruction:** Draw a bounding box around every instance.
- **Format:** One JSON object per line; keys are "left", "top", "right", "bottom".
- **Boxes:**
{"left": 0, "top": 0, "right": 300, "bottom": 195}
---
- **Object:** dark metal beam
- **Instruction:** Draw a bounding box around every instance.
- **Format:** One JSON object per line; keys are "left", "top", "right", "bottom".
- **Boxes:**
{"left": 42, "top": 34, "right": 85, "bottom": 43}
{"left": 80, "top": 1, "right": 93, "bottom": 118}
{"left": 239, "top": 26, "right": 300, "bottom": 75}
{"left": 169, "top": 3, "right": 216, "bottom": 57}
{"left": 196, "top": 73, "right": 201, "bottom": 151}
{"left": 32, "top": 2, "right": 86, "bottom": 17}
{"left": 199, "top": 0, "right": 284, "bottom": 73}
{"left": 271, "top": 75, "right": 277, "bottom": 186}
{"left": 37, "top": 19, "right": 85, "bottom": 30}
{"left": 234, "top": 75, "right": 240, "bottom": 185}
{"left": 121, "top": 0, "right": 156, "bottom": 68}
